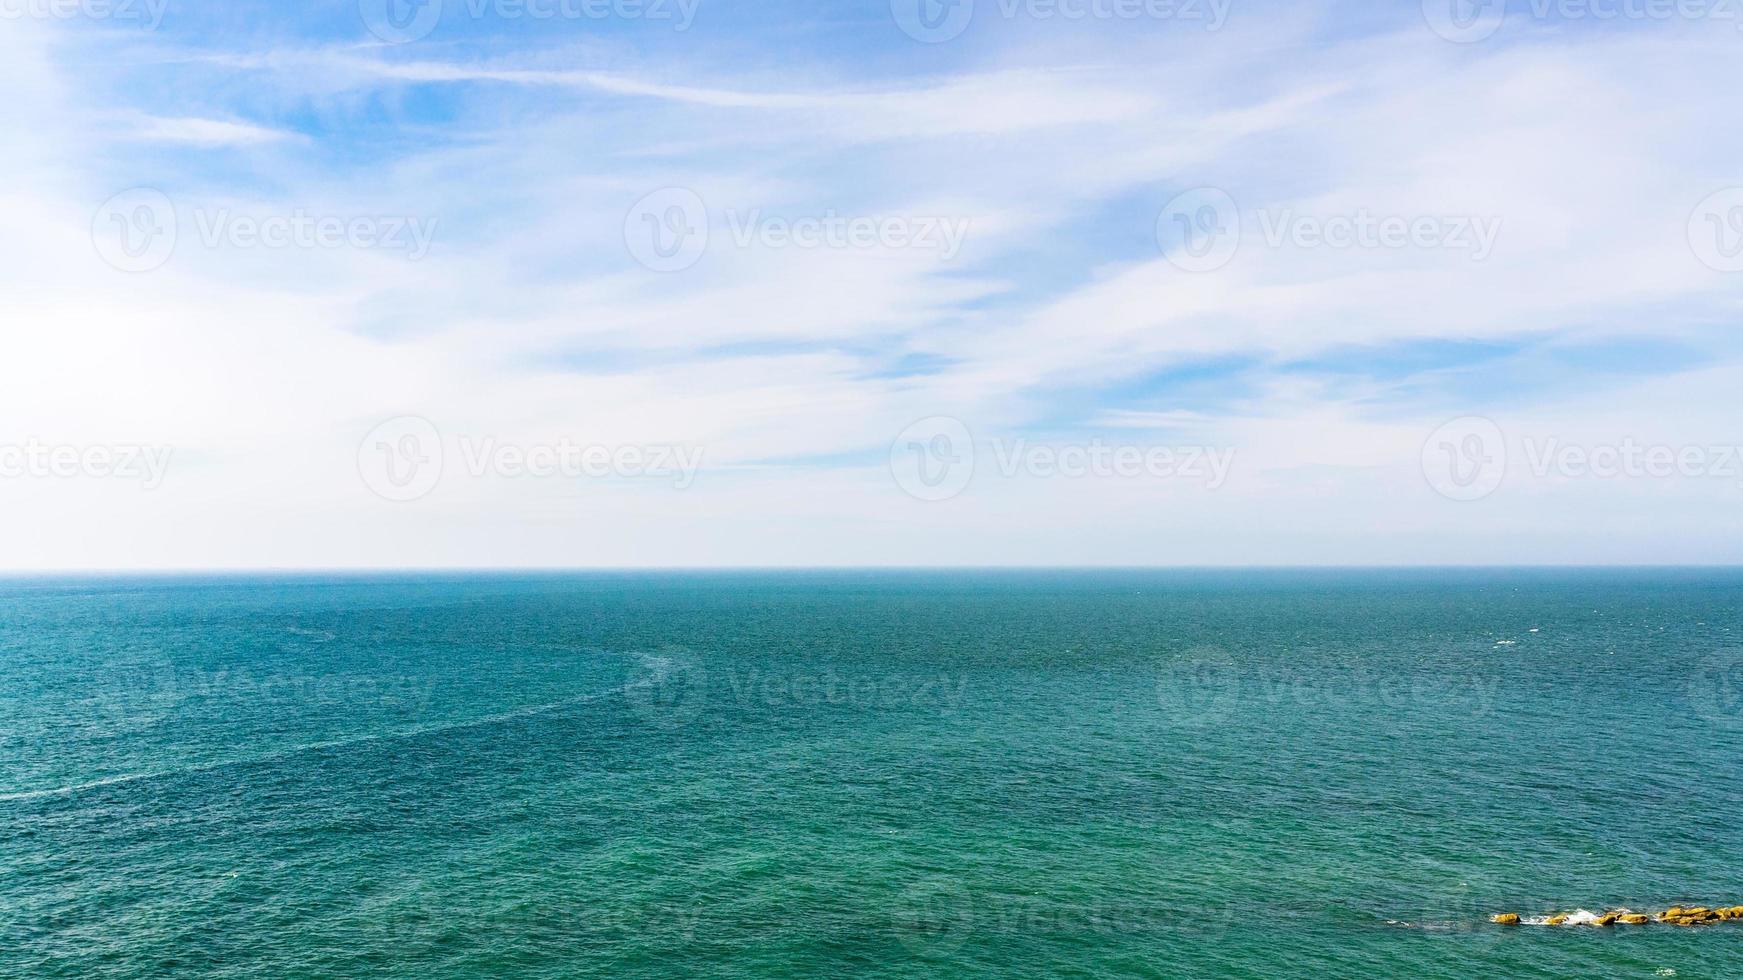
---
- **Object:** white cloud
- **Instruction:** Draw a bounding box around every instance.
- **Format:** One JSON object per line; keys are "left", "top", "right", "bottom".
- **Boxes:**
{"left": 124, "top": 114, "right": 302, "bottom": 146}
{"left": 3, "top": 15, "right": 1741, "bottom": 567}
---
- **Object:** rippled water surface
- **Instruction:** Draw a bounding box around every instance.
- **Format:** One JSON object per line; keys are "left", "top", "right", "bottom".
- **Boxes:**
{"left": 3, "top": 570, "right": 1742, "bottom": 978}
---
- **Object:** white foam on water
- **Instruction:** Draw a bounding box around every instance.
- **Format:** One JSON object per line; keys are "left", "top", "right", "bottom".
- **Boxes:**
{"left": 1521, "top": 908, "right": 1653, "bottom": 926}
{"left": 0, "top": 662, "right": 657, "bottom": 803}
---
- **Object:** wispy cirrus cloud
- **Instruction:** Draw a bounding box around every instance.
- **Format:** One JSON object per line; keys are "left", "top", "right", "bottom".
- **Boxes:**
{"left": 3, "top": 6, "right": 1742, "bottom": 567}
{"left": 121, "top": 113, "right": 303, "bottom": 145}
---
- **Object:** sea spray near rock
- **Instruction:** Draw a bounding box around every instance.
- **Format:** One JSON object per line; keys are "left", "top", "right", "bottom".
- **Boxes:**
{"left": 1491, "top": 905, "right": 1743, "bottom": 927}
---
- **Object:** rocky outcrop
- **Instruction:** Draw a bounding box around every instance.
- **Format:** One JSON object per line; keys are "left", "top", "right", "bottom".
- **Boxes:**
{"left": 1496, "top": 904, "right": 1743, "bottom": 928}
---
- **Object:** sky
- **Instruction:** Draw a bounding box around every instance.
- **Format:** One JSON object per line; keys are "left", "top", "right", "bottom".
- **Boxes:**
{"left": 1, "top": 0, "right": 1741, "bottom": 568}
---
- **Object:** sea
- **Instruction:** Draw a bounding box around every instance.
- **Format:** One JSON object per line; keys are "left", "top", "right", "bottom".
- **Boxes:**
{"left": 3, "top": 569, "right": 1741, "bottom": 978}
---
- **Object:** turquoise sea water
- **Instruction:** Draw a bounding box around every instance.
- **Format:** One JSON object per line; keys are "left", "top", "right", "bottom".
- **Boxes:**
{"left": 3, "top": 570, "right": 1742, "bottom": 978}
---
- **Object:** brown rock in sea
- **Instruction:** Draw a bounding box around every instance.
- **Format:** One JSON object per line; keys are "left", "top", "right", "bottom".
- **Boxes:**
{"left": 1491, "top": 913, "right": 1521, "bottom": 925}
{"left": 1619, "top": 914, "right": 1649, "bottom": 925}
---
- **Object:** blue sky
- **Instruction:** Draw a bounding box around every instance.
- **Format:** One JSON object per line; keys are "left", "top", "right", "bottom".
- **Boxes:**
{"left": 2, "top": 0, "right": 1742, "bottom": 566}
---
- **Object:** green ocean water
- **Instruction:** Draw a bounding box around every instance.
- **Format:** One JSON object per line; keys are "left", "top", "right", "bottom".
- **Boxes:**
{"left": 3, "top": 570, "right": 1742, "bottom": 978}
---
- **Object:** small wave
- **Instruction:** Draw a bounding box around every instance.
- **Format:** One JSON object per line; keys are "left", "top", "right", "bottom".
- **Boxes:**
{"left": 0, "top": 670, "right": 657, "bottom": 804}
{"left": 282, "top": 626, "right": 336, "bottom": 642}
